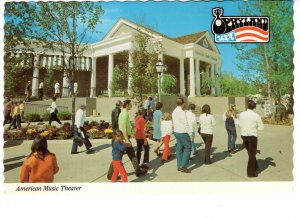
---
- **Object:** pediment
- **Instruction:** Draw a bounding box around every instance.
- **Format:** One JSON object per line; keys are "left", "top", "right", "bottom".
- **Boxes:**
{"left": 103, "top": 18, "right": 159, "bottom": 40}
{"left": 196, "top": 32, "right": 219, "bottom": 54}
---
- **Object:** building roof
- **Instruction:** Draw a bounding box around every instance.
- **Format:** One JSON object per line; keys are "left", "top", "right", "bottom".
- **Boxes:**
{"left": 173, "top": 31, "right": 207, "bottom": 44}
{"left": 110, "top": 18, "right": 207, "bottom": 45}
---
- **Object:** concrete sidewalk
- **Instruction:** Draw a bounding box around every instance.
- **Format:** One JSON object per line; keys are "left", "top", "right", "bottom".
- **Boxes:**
{"left": 3, "top": 115, "right": 293, "bottom": 183}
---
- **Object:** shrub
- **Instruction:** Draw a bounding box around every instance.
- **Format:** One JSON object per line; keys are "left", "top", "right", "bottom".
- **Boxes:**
{"left": 42, "top": 112, "right": 50, "bottom": 121}
{"left": 25, "top": 113, "right": 41, "bottom": 122}
{"left": 57, "top": 111, "right": 72, "bottom": 120}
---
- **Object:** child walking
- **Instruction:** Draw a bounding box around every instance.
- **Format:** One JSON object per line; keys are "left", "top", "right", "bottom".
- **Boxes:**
{"left": 8, "top": 101, "right": 21, "bottom": 130}
{"left": 161, "top": 112, "right": 173, "bottom": 164}
{"left": 111, "top": 130, "right": 130, "bottom": 182}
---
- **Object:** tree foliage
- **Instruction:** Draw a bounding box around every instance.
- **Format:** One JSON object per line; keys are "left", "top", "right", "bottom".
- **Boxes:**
{"left": 233, "top": 1, "right": 293, "bottom": 100}
{"left": 201, "top": 71, "right": 214, "bottom": 95}
{"left": 111, "top": 28, "right": 161, "bottom": 104}
{"left": 4, "top": 2, "right": 104, "bottom": 125}
{"left": 161, "top": 73, "right": 177, "bottom": 94}
{"left": 219, "top": 72, "right": 256, "bottom": 96}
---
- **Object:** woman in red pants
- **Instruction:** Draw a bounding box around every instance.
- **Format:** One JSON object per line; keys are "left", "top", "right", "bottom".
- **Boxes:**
{"left": 160, "top": 112, "right": 173, "bottom": 164}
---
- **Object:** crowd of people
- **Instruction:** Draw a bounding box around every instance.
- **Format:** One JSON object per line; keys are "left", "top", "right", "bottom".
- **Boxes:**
{"left": 4, "top": 79, "right": 79, "bottom": 130}
{"left": 23, "top": 79, "right": 78, "bottom": 102}
{"left": 17, "top": 96, "right": 264, "bottom": 183}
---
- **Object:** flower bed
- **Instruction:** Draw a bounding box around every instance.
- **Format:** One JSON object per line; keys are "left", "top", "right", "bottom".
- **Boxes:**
{"left": 4, "top": 120, "right": 154, "bottom": 141}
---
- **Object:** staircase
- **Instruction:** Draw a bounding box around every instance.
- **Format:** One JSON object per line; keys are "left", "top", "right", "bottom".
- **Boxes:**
{"left": 194, "top": 105, "right": 202, "bottom": 117}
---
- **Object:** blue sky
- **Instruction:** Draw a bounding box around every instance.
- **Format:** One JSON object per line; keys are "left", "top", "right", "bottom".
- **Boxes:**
{"left": 88, "top": 1, "right": 244, "bottom": 77}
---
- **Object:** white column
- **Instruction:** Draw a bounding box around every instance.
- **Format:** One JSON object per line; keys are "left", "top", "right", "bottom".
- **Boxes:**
{"left": 180, "top": 58, "right": 185, "bottom": 95}
{"left": 189, "top": 57, "right": 195, "bottom": 97}
{"left": 108, "top": 54, "right": 114, "bottom": 97}
{"left": 90, "top": 57, "right": 97, "bottom": 97}
{"left": 195, "top": 59, "right": 201, "bottom": 96}
{"left": 216, "top": 64, "right": 221, "bottom": 95}
{"left": 31, "top": 55, "right": 40, "bottom": 97}
{"left": 62, "top": 70, "right": 69, "bottom": 97}
{"left": 211, "top": 64, "right": 215, "bottom": 95}
{"left": 127, "top": 52, "right": 132, "bottom": 95}
{"left": 205, "top": 66, "right": 209, "bottom": 94}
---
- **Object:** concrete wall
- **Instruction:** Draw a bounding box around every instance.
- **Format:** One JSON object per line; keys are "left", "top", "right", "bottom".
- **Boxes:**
{"left": 188, "top": 97, "right": 231, "bottom": 115}
{"left": 94, "top": 96, "right": 188, "bottom": 118}
{"left": 160, "top": 96, "right": 188, "bottom": 114}
{"left": 235, "top": 97, "right": 247, "bottom": 112}
{"left": 25, "top": 96, "right": 248, "bottom": 119}
{"left": 96, "top": 97, "right": 128, "bottom": 118}
{"left": 24, "top": 97, "right": 96, "bottom": 116}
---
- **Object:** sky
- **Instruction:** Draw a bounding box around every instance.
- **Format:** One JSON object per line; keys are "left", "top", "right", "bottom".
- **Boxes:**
{"left": 87, "top": 1, "right": 245, "bottom": 78}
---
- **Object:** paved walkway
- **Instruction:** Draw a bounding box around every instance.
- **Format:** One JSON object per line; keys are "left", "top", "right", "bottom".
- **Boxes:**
{"left": 3, "top": 115, "right": 293, "bottom": 183}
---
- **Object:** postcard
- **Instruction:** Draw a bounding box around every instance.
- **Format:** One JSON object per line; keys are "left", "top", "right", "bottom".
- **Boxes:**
{"left": 1, "top": 0, "right": 299, "bottom": 217}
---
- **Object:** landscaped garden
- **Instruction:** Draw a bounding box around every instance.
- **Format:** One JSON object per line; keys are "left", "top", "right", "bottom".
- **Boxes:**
{"left": 4, "top": 112, "right": 154, "bottom": 141}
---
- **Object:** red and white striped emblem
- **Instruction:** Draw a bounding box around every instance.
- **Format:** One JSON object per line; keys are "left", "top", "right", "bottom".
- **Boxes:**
{"left": 234, "top": 26, "right": 269, "bottom": 42}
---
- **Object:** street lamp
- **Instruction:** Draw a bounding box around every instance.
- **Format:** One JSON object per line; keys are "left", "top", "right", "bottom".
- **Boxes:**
{"left": 215, "top": 73, "right": 219, "bottom": 95}
{"left": 156, "top": 59, "right": 167, "bottom": 102}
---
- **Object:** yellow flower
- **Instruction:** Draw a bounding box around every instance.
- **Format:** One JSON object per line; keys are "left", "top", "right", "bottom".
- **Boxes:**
{"left": 104, "top": 129, "right": 113, "bottom": 134}
{"left": 26, "top": 129, "right": 37, "bottom": 135}
{"left": 40, "top": 131, "right": 50, "bottom": 137}
{"left": 87, "top": 128, "right": 99, "bottom": 133}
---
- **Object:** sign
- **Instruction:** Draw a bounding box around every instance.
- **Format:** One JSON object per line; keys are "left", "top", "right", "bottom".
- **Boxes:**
{"left": 211, "top": 7, "right": 270, "bottom": 43}
{"left": 264, "top": 99, "right": 272, "bottom": 116}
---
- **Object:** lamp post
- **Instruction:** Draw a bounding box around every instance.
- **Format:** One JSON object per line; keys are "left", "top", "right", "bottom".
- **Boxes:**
{"left": 156, "top": 59, "right": 167, "bottom": 102}
{"left": 215, "top": 73, "right": 219, "bottom": 95}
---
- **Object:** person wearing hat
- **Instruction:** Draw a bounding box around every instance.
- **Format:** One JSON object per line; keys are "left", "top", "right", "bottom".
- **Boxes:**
{"left": 111, "top": 100, "right": 123, "bottom": 131}
{"left": 71, "top": 104, "right": 95, "bottom": 154}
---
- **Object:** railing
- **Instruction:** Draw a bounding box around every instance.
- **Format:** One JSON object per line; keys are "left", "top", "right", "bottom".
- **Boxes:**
{"left": 24, "top": 103, "right": 69, "bottom": 116}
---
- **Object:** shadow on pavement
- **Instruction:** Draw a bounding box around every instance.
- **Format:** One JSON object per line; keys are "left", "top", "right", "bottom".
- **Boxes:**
{"left": 257, "top": 157, "right": 276, "bottom": 174}
{"left": 4, "top": 161, "right": 23, "bottom": 172}
{"left": 91, "top": 143, "right": 111, "bottom": 152}
{"left": 131, "top": 145, "right": 177, "bottom": 182}
{"left": 189, "top": 150, "right": 204, "bottom": 171}
{"left": 209, "top": 147, "right": 230, "bottom": 164}
{"left": 3, "top": 155, "right": 27, "bottom": 164}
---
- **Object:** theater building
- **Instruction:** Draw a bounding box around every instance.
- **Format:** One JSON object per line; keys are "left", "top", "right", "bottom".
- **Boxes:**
{"left": 9, "top": 18, "right": 222, "bottom": 98}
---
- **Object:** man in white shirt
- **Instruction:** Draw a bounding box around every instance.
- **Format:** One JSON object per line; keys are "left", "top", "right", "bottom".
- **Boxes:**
{"left": 74, "top": 80, "right": 78, "bottom": 96}
{"left": 143, "top": 96, "right": 149, "bottom": 110}
{"left": 186, "top": 103, "right": 198, "bottom": 156}
{"left": 172, "top": 97, "right": 192, "bottom": 173}
{"left": 47, "top": 96, "right": 62, "bottom": 126}
{"left": 38, "top": 80, "right": 44, "bottom": 100}
{"left": 54, "top": 81, "right": 60, "bottom": 98}
{"left": 239, "top": 100, "right": 264, "bottom": 177}
{"left": 71, "top": 105, "right": 95, "bottom": 154}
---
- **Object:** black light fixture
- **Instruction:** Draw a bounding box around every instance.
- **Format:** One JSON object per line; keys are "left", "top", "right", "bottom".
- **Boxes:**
{"left": 156, "top": 60, "right": 167, "bottom": 74}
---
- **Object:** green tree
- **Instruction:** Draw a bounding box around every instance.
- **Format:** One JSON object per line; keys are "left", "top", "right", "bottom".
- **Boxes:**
{"left": 4, "top": 2, "right": 104, "bottom": 125}
{"left": 161, "top": 73, "right": 177, "bottom": 94}
{"left": 219, "top": 73, "right": 256, "bottom": 96}
{"left": 201, "top": 71, "right": 214, "bottom": 95}
{"left": 234, "top": 1, "right": 293, "bottom": 101}
{"left": 130, "top": 31, "right": 159, "bottom": 103}
{"left": 111, "top": 28, "right": 160, "bottom": 105}
{"left": 111, "top": 64, "right": 128, "bottom": 95}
